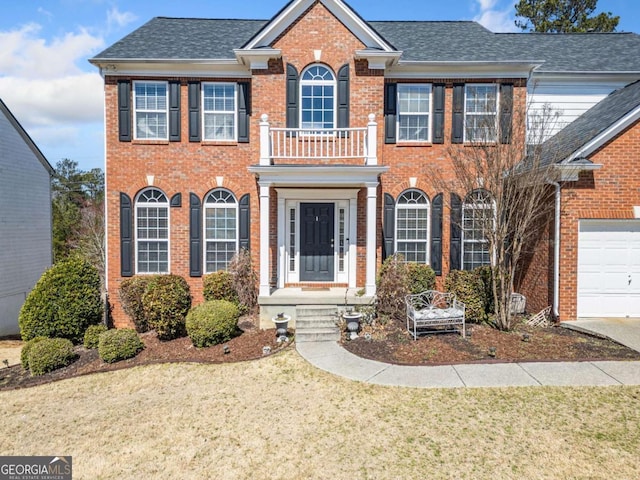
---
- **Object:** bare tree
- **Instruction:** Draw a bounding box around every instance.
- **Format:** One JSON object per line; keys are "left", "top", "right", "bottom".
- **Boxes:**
{"left": 70, "top": 200, "right": 106, "bottom": 288}
{"left": 431, "top": 92, "right": 562, "bottom": 330}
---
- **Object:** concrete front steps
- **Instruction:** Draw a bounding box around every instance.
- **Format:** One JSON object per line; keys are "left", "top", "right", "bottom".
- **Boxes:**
{"left": 295, "top": 305, "right": 340, "bottom": 342}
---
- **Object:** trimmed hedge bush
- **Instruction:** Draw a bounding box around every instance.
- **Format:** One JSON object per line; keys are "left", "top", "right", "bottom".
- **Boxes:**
{"left": 21, "top": 336, "right": 46, "bottom": 370}
{"left": 98, "top": 329, "right": 144, "bottom": 363}
{"left": 475, "top": 265, "right": 495, "bottom": 315}
{"left": 19, "top": 257, "right": 103, "bottom": 343}
{"left": 407, "top": 263, "right": 436, "bottom": 294}
{"left": 186, "top": 300, "right": 240, "bottom": 348}
{"left": 203, "top": 271, "right": 238, "bottom": 305}
{"left": 376, "top": 254, "right": 410, "bottom": 321}
{"left": 119, "top": 276, "right": 157, "bottom": 332}
{"left": 27, "top": 338, "right": 77, "bottom": 376}
{"left": 143, "top": 275, "right": 192, "bottom": 340}
{"left": 84, "top": 324, "right": 108, "bottom": 349}
{"left": 445, "top": 270, "right": 487, "bottom": 323}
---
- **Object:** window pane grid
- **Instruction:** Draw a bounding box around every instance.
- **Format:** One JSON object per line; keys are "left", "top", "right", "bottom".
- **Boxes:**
{"left": 462, "top": 191, "right": 494, "bottom": 270}
{"left": 397, "top": 84, "right": 430, "bottom": 142}
{"left": 203, "top": 83, "right": 236, "bottom": 141}
{"left": 300, "top": 65, "right": 335, "bottom": 131}
{"left": 204, "top": 189, "right": 237, "bottom": 272}
{"left": 136, "top": 188, "right": 169, "bottom": 274}
{"left": 134, "top": 82, "right": 168, "bottom": 140}
{"left": 464, "top": 85, "right": 498, "bottom": 142}
{"left": 395, "top": 190, "right": 430, "bottom": 264}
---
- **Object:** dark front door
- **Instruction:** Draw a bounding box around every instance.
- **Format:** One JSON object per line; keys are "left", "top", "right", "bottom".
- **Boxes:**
{"left": 300, "top": 203, "right": 335, "bottom": 281}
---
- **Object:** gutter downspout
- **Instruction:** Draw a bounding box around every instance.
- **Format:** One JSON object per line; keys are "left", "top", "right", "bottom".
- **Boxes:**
{"left": 550, "top": 182, "right": 561, "bottom": 319}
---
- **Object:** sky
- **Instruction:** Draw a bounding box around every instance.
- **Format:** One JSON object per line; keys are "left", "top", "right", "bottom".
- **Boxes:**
{"left": 0, "top": 0, "right": 638, "bottom": 172}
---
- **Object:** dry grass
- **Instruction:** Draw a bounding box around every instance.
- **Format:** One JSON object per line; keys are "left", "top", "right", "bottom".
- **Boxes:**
{"left": 0, "top": 340, "right": 22, "bottom": 367}
{"left": 1, "top": 349, "right": 639, "bottom": 479}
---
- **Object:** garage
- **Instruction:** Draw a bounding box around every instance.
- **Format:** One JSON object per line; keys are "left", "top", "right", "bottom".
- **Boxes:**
{"left": 577, "top": 220, "right": 640, "bottom": 317}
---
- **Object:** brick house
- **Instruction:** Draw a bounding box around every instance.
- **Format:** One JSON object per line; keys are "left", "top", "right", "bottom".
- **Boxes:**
{"left": 90, "top": 0, "right": 640, "bottom": 329}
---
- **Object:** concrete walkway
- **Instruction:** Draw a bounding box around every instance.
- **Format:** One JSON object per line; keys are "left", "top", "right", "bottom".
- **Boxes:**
{"left": 296, "top": 318, "right": 640, "bottom": 388}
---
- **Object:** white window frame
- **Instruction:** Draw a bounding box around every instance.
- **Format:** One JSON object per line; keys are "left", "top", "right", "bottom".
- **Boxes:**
{"left": 202, "top": 82, "right": 238, "bottom": 141}
{"left": 395, "top": 189, "right": 430, "bottom": 264}
{"left": 203, "top": 188, "right": 238, "bottom": 273}
{"left": 464, "top": 84, "right": 499, "bottom": 143}
{"left": 135, "top": 188, "right": 170, "bottom": 274}
{"left": 396, "top": 84, "right": 432, "bottom": 142}
{"left": 461, "top": 190, "right": 495, "bottom": 270}
{"left": 299, "top": 64, "right": 337, "bottom": 132}
{"left": 133, "top": 81, "right": 169, "bottom": 141}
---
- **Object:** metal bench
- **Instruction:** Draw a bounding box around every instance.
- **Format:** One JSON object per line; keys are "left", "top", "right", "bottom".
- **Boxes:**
{"left": 405, "top": 290, "right": 466, "bottom": 339}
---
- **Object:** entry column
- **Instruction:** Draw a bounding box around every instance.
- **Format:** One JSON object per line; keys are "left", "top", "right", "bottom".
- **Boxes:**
{"left": 259, "top": 182, "right": 271, "bottom": 296}
{"left": 365, "top": 182, "right": 378, "bottom": 296}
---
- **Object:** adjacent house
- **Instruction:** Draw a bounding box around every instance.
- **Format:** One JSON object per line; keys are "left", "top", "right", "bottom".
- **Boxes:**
{"left": 0, "top": 99, "right": 53, "bottom": 337}
{"left": 90, "top": 0, "right": 640, "bottom": 329}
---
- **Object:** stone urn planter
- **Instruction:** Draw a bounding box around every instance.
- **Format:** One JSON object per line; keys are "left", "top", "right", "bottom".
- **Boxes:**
{"left": 272, "top": 313, "right": 291, "bottom": 343}
{"left": 342, "top": 310, "right": 362, "bottom": 340}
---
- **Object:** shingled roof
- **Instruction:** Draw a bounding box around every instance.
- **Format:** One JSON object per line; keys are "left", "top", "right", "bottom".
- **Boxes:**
{"left": 540, "top": 80, "right": 640, "bottom": 164}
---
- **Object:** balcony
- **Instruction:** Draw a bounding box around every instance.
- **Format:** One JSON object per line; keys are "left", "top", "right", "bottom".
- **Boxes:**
{"left": 259, "top": 113, "right": 378, "bottom": 166}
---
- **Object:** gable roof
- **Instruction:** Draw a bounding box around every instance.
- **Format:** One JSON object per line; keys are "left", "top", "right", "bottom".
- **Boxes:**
{"left": 540, "top": 80, "right": 640, "bottom": 165}
{"left": 0, "top": 99, "right": 53, "bottom": 174}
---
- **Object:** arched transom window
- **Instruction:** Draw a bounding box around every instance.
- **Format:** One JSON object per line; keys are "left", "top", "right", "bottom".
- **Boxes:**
{"left": 204, "top": 189, "right": 238, "bottom": 272}
{"left": 300, "top": 64, "right": 336, "bottom": 131}
{"left": 135, "top": 188, "right": 169, "bottom": 273}
{"left": 462, "top": 189, "right": 494, "bottom": 270}
{"left": 395, "top": 189, "right": 430, "bottom": 264}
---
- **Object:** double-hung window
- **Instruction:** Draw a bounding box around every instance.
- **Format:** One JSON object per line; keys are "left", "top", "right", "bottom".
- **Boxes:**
{"left": 462, "top": 190, "right": 494, "bottom": 270}
{"left": 397, "top": 84, "right": 431, "bottom": 142}
{"left": 203, "top": 83, "right": 237, "bottom": 141}
{"left": 135, "top": 188, "right": 169, "bottom": 273}
{"left": 300, "top": 65, "right": 336, "bottom": 131}
{"left": 464, "top": 84, "right": 498, "bottom": 143}
{"left": 204, "top": 189, "right": 238, "bottom": 272}
{"left": 134, "top": 81, "right": 168, "bottom": 140}
{"left": 396, "top": 190, "right": 430, "bottom": 264}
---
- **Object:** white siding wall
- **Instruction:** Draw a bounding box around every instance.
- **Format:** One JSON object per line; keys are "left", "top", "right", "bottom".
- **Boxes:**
{"left": 0, "top": 110, "right": 52, "bottom": 336}
{"left": 527, "top": 79, "right": 628, "bottom": 140}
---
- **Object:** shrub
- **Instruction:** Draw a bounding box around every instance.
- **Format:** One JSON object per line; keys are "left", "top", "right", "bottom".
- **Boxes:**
{"left": 407, "top": 263, "right": 436, "bottom": 294}
{"left": 98, "top": 329, "right": 144, "bottom": 363}
{"left": 27, "top": 338, "right": 77, "bottom": 376}
{"left": 202, "top": 271, "right": 238, "bottom": 305}
{"left": 475, "top": 265, "right": 495, "bottom": 315}
{"left": 84, "top": 324, "right": 108, "bottom": 349}
{"left": 444, "top": 270, "right": 487, "bottom": 323}
{"left": 143, "top": 275, "right": 191, "bottom": 340}
{"left": 19, "top": 257, "right": 103, "bottom": 343}
{"left": 20, "top": 336, "right": 46, "bottom": 370}
{"left": 186, "top": 300, "right": 240, "bottom": 348}
{"left": 228, "top": 249, "right": 258, "bottom": 313}
{"left": 376, "top": 254, "right": 410, "bottom": 321}
{"left": 119, "top": 276, "right": 158, "bottom": 332}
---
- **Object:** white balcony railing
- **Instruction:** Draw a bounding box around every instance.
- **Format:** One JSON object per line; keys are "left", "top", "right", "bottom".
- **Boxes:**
{"left": 259, "top": 113, "right": 377, "bottom": 166}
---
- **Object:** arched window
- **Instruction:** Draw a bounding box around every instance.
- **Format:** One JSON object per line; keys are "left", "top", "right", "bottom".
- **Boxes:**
{"left": 300, "top": 64, "right": 336, "bottom": 131}
{"left": 395, "top": 189, "right": 430, "bottom": 263}
{"left": 135, "top": 188, "right": 169, "bottom": 273}
{"left": 462, "top": 189, "right": 494, "bottom": 270}
{"left": 204, "top": 189, "right": 238, "bottom": 272}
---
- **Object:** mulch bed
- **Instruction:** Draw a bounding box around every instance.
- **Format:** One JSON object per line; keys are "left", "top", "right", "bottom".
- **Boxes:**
{"left": 3, "top": 315, "right": 639, "bottom": 391}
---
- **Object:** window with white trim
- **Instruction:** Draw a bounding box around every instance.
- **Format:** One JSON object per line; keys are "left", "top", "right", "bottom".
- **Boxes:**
{"left": 135, "top": 188, "right": 169, "bottom": 273}
{"left": 134, "top": 81, "right": 168, "bottom": 140}
{"left": 395, "top": 190, "right": 430, "bottom": 264}
{"left": 462, "top": 190, "right": 494, "bottom": 270}
{"left": 204, "top": 189, "right": 238, "bottom": 272}
{"left": 203, "top": 83, "right": 237, "bottom": 141}
{"left": 300, "top": 65, "right": 336, "bottom": 131}
{"left": 464, "top": 84, "right": 498, "bottom": 143}
{"left": 397, "top": 84, "right": 431, "bottom": 142}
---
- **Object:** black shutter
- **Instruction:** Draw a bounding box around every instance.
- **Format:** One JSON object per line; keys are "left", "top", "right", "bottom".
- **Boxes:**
{"left": 337, "top": 64, "right": 350, "bottom": 130}
{"left": 120, "top": 193, "right": 133, "bottom": 277}
{"left": 188, "top": 82, "right": 201, "bottom": 142}
{"left": 450, "top": 193, "right": 462, "bottom": 271}
{"left": 383, "top": 193, "right": 395, "bottom": 260}
{"left": 170, "top": 193, "right": 182, "bottom": 207}
{"left": 286, "top": 64, "right": 299, "bottom": 130}
{"left": 500, "top": 83, "right": 513, "bottom": 144}
{"left": 384, "top": 83, "right": 397, "bottom": 144}
{"left": 169, "top": 81, "right": 181, "bottom": 142}
{"left": 452, "top": 83, "right": 464, "bottom": 144}
{"left": 189, "top": 193, "right": 202, "bottom": 277}
{"left": 239, "top": 194, "right": 250, "bottom": 250}
{"left": 238, "top": 82, "right": 250, "bottom": 143}
{"left": 431, "top": 193, "right": 443, "bottom": 275}
{"left": 117, "top": 80, "right": 131, "bottom": 142}
{"left": 432, "top": 84, "right": 445, "bottom": 144}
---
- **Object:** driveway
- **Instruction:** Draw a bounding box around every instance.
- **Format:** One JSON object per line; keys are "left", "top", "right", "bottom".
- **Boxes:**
{"left": 562, "top": 317, "right": 640, "bottom": 353}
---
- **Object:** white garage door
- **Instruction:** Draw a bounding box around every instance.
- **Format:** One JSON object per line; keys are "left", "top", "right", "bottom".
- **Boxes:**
{"left": 577, "top": 220, "right": 640, "bottom": 317}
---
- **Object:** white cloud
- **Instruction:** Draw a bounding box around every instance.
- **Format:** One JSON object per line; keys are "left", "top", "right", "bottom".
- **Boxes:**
{"left": 107, "top": 7, "right": 137, "bottom": 31}
{"left": 473, "top": 0, "right": 519, "bottom": 32}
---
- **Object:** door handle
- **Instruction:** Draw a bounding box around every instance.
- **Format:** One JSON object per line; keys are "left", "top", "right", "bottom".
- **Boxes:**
{"left": 629, "top": 275, "right": 632, "bottom": 286}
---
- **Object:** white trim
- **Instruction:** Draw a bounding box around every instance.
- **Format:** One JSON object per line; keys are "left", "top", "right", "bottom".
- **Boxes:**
{"left": 92, "top": 61, "right": 251, "bottom": 78}
{"left": 247, "top": 165, "right": 389, "bottom": 186}
{"left": 387, "top": 61, "right": 539, "bottom": 79}
{"left": 299, "top": 64, "right": 337, "bottom": 131}
{"left": 201, "top": 82, "right": 238, "bottom": 142}
{"left": 134, "top": 188, "right": 170, "bottom": 275}
{"left": 233, "top": 48, "right": 282, "bottom": 70}
{"left": 202, "top": 188, "right": 239, "bottom": 273}
{"left": 365, "top": 184, "right": 378, "bottom": 296}
{"left": 396, "top": 83, "right": 432, "bottom": 143}
{"left": 259, "top": 183, "right": 271, "bottom": 296}
{"left": 132, "top": 80, "right": 169, "bottom": 141}
{"left": 394, "top": 189, "right": 431, "bottom": 264}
